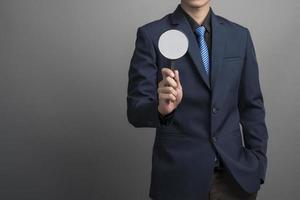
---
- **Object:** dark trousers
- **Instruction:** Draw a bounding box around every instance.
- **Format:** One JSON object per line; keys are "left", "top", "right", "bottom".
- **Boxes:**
{"left": 208, "top": 166, "right": 258, "bottom": 200}
{"left": 151, "top": 163, "right": 258, "bottom": 200}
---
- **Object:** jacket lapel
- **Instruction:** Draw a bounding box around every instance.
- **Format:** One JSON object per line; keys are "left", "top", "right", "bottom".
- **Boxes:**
{"left": 170, "top": 5, "right": 211, "bottom": 90}
{"left": 210, "top": 9, "right": 226, "bottom": 91}
{"left": 170, "top": 5, "right": 227, "bottom": 91}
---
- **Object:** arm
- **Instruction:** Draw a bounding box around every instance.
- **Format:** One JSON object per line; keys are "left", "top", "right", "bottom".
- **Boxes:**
{"left": 127, "top": 27, "right": 176, "bottom": 128}
{"left": 238, "top": 29, "right": 269, "bottom": 184}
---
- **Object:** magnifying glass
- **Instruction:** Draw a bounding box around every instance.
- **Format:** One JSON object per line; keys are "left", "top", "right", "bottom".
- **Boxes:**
{"left": 158, "top": 29, "right": 189, "bottom": 71}
{"left": 158, "top": 29, "right": 188, "bottom": 103}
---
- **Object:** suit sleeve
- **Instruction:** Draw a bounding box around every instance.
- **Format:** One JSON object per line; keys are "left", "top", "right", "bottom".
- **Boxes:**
{"left": 127, "top": 27, "right": 176, "bottom": 128}
{"left": 238, "top": 29, "right": 269, "bottom": 185}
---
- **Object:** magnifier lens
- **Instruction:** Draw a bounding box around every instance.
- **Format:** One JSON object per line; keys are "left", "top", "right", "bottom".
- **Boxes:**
{"left": 158, "top": 29, "right": 189, "bottom": 61}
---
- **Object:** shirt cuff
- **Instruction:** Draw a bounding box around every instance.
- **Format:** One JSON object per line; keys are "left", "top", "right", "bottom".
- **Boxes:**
{"left": 158, "top": 109, "right": 176, "bottom": 125}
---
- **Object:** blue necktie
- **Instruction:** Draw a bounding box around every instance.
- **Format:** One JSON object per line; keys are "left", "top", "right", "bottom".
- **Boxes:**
{"left": 195, "top": 26, "right": 210, "bottom": 75}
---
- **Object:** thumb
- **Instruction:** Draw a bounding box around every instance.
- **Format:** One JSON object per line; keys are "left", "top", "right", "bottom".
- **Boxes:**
{"left": 174, "top": 70, "right": 181, "bottom": 88}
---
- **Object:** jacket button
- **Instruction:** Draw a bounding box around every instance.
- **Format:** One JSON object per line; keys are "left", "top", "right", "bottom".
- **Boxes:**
{"left": 212, "top": 107, "right": 217, "bottom": 114}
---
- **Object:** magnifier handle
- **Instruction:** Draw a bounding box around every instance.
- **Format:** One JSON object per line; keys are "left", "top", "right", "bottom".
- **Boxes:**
{"left": 166, "top": 60, "right": 177, "bottom": 104}
{"left": 170, "top": 60, "right": 177, "bottom": 71}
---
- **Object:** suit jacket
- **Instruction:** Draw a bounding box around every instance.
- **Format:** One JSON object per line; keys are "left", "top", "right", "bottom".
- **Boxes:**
{"left": 127, "top": 4, "right": 268, "bottom": 200}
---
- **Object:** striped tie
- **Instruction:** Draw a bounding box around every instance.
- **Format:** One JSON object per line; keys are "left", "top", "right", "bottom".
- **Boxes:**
{"left": 195, "top": 26, "right": 210, "bottom": 75}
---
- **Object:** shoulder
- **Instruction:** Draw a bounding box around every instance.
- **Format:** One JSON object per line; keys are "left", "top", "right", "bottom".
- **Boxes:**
{"left": 215, "top": 13, "right": 250, "bottom": 36}
{"left": 139, "top": 13, "right": 171, "bottom": 31}
{"left": 135, "top": 13, "right": 173, "bottom": 40}
{"left": 214, "top": 13, "right": 253, "bottom": 46}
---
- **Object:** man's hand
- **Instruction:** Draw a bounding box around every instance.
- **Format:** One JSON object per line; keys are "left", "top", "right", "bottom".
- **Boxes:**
{"left": 157, "top": 68, "right": 183, "bottom": 116}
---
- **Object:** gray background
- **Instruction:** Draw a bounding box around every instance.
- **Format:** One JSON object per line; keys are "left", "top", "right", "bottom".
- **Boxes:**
{"left": 1, "top": 0, "right": 299, "bottom": 199}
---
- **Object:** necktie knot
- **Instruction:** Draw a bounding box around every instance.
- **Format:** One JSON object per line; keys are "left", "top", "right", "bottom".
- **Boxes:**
{"left": 195, "top": 26, "right": 206, "bottom": 38}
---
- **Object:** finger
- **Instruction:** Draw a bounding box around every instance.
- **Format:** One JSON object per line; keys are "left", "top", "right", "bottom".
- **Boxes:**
{"left": 164, "top": 76, "right": 178, "bottom": 88}
{"left": 157, "top": 86, "right": 178, "bottom": 97}
{"left": 161, "top": 68, "right": 175, "bottom": 80}
{"left": 159, "top": 93, "right": 177, "bottom": 101}
{"left": 158, "top": 80, "right": 164, "bottom": 88}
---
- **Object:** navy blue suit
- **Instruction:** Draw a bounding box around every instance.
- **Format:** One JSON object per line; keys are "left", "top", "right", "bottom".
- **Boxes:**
{"left": 127, "top": 4, "right": 268, "bottom": 200}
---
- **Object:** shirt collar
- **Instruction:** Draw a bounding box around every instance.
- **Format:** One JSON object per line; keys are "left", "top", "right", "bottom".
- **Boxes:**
{"left": 180, "top": 5, "right": 211, "bottom": 33}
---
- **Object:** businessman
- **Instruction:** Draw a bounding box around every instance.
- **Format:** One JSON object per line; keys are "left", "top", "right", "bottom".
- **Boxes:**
{"left": 127, "top": 0, "right": 268, "bottom": 199}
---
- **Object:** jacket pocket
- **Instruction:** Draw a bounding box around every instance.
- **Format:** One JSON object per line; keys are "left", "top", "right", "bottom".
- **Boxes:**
{"left": 157, "top": 129, "right": 185, "bottom": 140}
{"left": 223, "top": 56, "right": 241, "bottom": 62}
